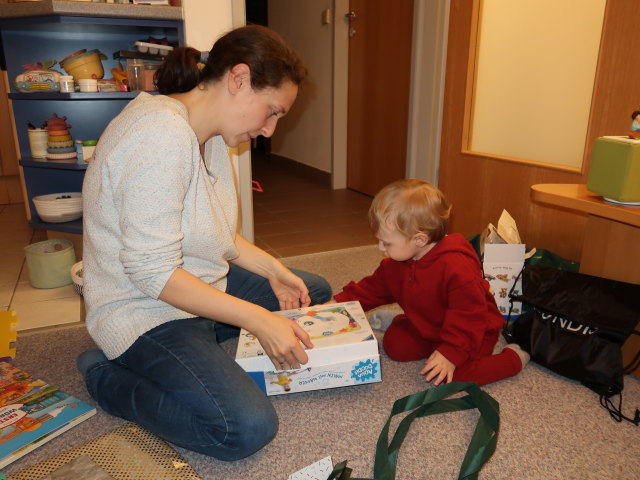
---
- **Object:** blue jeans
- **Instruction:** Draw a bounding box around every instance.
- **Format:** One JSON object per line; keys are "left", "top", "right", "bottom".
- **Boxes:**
{"left": 82, "top": 266, "right": 331, "bottom": 460}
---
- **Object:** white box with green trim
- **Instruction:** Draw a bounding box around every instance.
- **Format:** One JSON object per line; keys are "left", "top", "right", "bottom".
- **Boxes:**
{"left": 235, "top": 301, "right": 381, "bottom": 395}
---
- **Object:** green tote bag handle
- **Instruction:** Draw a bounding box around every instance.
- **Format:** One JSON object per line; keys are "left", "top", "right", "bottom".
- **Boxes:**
{"left": 328, "top": 382, "right": 500, "bottom": 480}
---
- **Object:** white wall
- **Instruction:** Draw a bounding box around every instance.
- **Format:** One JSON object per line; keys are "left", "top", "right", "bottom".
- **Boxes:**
{"left": 182, "top": 0, "right": 233, "bottom": 50}
{"left": 470, "top": 0, "right": 606, "bottom": 169}
{"left": 406, "top": 0, "right": 450, "bottom": 185}
{"left": 268, "top": 0, "right": 334, "bottom": 174}
{"left": 332, "top": 0, "right": 348, "bottom": 189}
{"left": 181, "top": 0, "right": 254, "bottom": 241}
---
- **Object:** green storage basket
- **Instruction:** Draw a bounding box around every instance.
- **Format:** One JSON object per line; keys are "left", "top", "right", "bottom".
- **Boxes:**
{"left": 24, "top": 239, "right": 77, "bottom": 289}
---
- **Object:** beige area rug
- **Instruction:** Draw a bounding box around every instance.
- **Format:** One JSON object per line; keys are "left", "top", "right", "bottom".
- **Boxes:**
{"left": 3, "top": 245, "right": 640, "bottom": 480}
{"left": 280, "top": 243, "right": 383, "bottom": 293}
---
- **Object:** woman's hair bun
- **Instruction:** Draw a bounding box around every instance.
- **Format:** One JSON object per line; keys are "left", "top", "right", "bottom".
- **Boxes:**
{"left": 155, "top": 46, "right": 202, "bottom": 95}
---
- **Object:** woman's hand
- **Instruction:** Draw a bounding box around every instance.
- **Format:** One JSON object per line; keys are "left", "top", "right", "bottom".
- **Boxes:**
{"left": 420, "top": 350, "right": 455, "bottom": 386}
{"left": 231, "top": 234, "right": 311, "bottom": 310}
{"left": 252, "top": 312, "right": 314, "bottom": 370}
{"left": 268, "top": 267, "right": 311, "bottom": 310}
{"left": 159, "top": 268, "right": 312, "bottom": 370}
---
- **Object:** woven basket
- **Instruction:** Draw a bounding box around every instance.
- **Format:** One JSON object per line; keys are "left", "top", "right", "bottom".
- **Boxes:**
{"left": 70, "top": 261, "right": 83, "bottom": 296}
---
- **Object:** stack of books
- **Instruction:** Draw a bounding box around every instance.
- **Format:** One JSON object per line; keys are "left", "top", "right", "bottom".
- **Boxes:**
{"left": 0, "top": 362, "right": 96, "bottom": 469}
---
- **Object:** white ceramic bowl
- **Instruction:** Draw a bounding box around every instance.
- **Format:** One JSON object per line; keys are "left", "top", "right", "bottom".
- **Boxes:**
{"left": 33, "top": 192, "right": 82, "bottom": 223}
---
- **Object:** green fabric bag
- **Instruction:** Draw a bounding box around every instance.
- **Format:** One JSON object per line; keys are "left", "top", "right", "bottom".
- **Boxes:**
{"left": 328, "top": 382, "right": 500, "bottom": 480}
{"left": 467, "top": 234, "right": 579, "bottom": 272}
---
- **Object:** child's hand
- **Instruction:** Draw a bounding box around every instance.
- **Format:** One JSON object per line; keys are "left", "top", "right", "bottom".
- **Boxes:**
{"left": 420, "top": 350, "right": 455, "bottom": 386}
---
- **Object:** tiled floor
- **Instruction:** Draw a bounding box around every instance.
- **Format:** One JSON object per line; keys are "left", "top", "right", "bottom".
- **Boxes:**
{"left": 0, "top": 203, "right": 82, "bottom": 332}
{"left": 1, "top": 154, "right": 374, "bottom": 331}
{"left": 252, "top": 153, "right": 375, "bottom": 257}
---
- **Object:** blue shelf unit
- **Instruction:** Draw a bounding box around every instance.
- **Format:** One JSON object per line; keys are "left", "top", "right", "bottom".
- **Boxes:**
{"left": 0, "top": 14, "right": 184, "bottom": 233}
{"left": 18, "top": 159, "right": 86, "bottom": 234}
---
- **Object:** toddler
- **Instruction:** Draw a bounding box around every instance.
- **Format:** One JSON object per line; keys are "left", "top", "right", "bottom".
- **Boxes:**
{"left": 334, "top": 179, "right": 529, "bottom": 386}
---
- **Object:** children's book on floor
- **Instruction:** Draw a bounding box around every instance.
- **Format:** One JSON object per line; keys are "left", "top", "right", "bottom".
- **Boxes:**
{"left": 0, "top": 361, "right": 96, "bottom": 469}
{"left": 235, "top": 301, "right": 381, "bottom": 395}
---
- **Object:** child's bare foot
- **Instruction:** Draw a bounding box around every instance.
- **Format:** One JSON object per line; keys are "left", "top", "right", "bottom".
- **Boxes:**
{"left": 367, "top": 306, "right": 402, "bottom": 332}
{"left": 503, "top": 343, "right": 530, "bottom": 370}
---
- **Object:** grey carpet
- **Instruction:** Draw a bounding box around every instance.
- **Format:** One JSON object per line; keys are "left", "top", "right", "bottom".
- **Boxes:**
{"left": 3, "top": 245, "right": 639, "bottom": 479}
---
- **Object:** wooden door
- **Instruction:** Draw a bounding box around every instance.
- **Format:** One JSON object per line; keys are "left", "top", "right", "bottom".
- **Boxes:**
{"left": 346, "top": 0, "right": 413, "bottom": 196}
{"left": 438, "top": 0, "right": 640, "bottom": 263}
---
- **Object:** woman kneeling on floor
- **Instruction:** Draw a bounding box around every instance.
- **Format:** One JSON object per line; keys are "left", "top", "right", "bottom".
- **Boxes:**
{"left": 78, "top": 25, "right": 331, "bottom": 461}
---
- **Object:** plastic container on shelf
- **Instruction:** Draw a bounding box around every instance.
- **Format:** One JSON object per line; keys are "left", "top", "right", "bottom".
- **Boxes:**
{"left": 27, "top": 128, "right": 48, "bottom": 158}
{"left": 70, "top": 261, "right": 84, "bottom": 296}
{"left": 24, "top": 239, "right": 77, "bottom": 289}
{"left": 78, "top": 78, "right": 98, "bottom": 92}
{"left": 134, "top": 41, "right": 173, "bottom": 56}
{"left": 82, "top": 140, "right": 98, "bottom": 162}
{"left": 143, "top": 62, "right": 160, "bottom": 91}
{"left": 126, "top": 59, "right": 145, "bottom": 91}
{"left": 97, "top": 79, "right": 117, "bottom": 92}
{"left": 59, "top": 75, "right": 75, "bottom": 93}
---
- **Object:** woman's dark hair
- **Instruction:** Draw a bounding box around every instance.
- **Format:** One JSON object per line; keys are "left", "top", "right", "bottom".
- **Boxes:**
{"left": 155, "top": 25, "right": 307, "bottom": 95}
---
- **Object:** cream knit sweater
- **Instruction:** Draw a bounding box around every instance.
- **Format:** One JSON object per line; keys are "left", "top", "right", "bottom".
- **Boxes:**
{"left": 82, "top": 93, "right": 239, "bottom": 359}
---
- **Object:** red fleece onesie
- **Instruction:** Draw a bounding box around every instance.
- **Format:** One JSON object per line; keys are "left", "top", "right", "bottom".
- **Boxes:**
{"left": 334, "top": 234, "right": 521, "bottom": 386}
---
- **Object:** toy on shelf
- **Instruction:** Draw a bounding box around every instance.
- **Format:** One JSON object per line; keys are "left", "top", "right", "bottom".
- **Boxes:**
{"left": 14, "top": 60, "right": 62, "bottom": 93}
{"left": 111, "top": 61, "right": 129, "bottom": 91}
{"left": 44, "top": 114, "right": 77, "bottom": 161}
{"left": 0, "top": 310, "right": 18, "bottom": 363}
{"left": 59, "top": 49, "right": 107, "bottom": 82}
{"left": 251, "top": 180, "right": 263, "bottom": 192}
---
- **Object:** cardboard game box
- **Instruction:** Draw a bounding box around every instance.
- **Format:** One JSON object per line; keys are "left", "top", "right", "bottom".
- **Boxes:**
{"left": 235, "top": 301, "right": 381, "bottom": 395}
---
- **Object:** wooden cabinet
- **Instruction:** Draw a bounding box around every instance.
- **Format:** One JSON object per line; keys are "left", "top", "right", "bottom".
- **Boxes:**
{"left": 0, "top": 1, "right": 184, "bottom": 233}
{"left": 531, "top": 183, "right": 640, "bottom": 377}
{"left": 0, "top": 69, "right": 21, "bottom": 205}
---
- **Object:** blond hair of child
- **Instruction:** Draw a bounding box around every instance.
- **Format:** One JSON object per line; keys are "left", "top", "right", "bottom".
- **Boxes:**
{"left": 368, "top": 178, "right": 452, "bottom": 243}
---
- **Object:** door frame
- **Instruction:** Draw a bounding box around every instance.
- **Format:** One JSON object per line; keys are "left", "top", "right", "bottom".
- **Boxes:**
{"left": 332, "top": 0, "right": 450, "bottom": 189}
{"left": 231, "top": 0, "right": 255, "bottom": 241}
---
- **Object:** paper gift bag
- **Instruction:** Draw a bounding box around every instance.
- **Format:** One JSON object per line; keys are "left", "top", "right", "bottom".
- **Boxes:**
{"left": 480, "top": 210, "right": 526, "bottom": 318}
{"left": 483, "top": 243, "right": 526, "bottom": 317}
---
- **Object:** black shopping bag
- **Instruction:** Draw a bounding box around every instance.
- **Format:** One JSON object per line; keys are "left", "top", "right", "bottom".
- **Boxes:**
{"left": 504, "top": 265, "right": 640, "bottom": 424}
